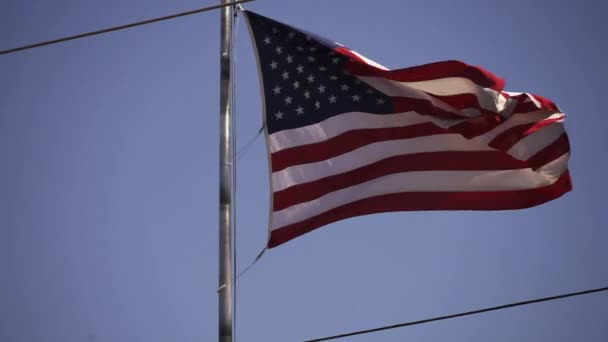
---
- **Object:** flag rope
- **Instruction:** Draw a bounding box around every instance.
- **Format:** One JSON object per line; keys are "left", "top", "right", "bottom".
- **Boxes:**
{"left": 304, "top": 285, "right": 608, "bottom": 341}
{"left": 237, "top": 125, "right": 264, "bottom": 160}
{"left": 217, "top": 246, "right": 267, "bottom": 293}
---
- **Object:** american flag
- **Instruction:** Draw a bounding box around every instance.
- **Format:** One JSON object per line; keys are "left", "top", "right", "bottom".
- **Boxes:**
{"left": 244, "top": 11, "right": 572, "bottom": 248}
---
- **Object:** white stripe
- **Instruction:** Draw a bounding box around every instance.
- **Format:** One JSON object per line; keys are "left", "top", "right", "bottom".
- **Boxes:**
{"left": 507, "top": 119, "right": 565, "bottom": 160}
{"left": 496, "top": 93, "right": 509, "bottom": 113}
{"left": 268, "top": 111, "right": 462, "bottom": 152}
{"left": 538, "top": 152, "right": 570, "bottom": 178}
{"left": 271, "top": 111, "right": 566, "bottom": 191}
{"left": 269, "top": 109, "right": 562, "bottom": 153}
{"left": 271, "top": 154, "right": 569, "bottom": 230}
{"left": 272, "top": 134, "right": 493, "bottom": 192}
{"left": 358, "top": 76, "right": 465, "bottom": 114}
{"left": 349, "top": 50, "right": 389, "bottom": 70}
{"left": 527, "top": 93, "right": 542, "bottom": 107}
{"left": 401, "top": 77, "right": 496, "bottom": 97}
{"left": 359, "top": 76, "right": 501, "bottom": 113}
{"left": 475, "top": 111, "right": 564, "bottom": 145}
{"left": 269, "top": 109, "right": 563, "bottom": 154}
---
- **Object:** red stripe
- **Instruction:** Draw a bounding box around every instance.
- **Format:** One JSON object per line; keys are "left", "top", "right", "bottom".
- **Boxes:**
{"left": 449, "top": 114, "right": 502, "bottom": 139}
{"left": 489, "top": 117, "right": 563, "bottom": 152}
{"left": 490, "top": 122, "right": 539, "bottom": 151}
{"left": 452, "top": 110, "right": 563, "bottom": 143}
{"left": 271, "top": 122, "right": 447, "bottom": 172}
{"left": 271, "top": 113, "right": 562, "bottom": 173}
{"left": 424, "top": 109, "right": 560, "bottom": 141}
{"left": 529, "top": 94, "right": 559, "bottom": 111}
{"left": 273, "top": 151, "right": 527, "bottom": 211}
{"left": 391, "top": 97, "right": 468, "bottom": 120}
{"left": 430, "top": 93, "right": 482, "bottom": 110}
{"left": 429, "top": 93, "right": 499, "bottom": 116}
{"left": 268, "top": 171, "right": 572, "bottom": 248}
{"left": 512, "top": 101, "right": 541, "bottom": 114}
{"left": 524, "top": 116, "right": 564, "bottom": 136}
{"left": 527, "top": 133, "right": 570, "bottom": 170}
{"left": 510, "top": 94, "right": 559, "bottom": 112}
{"left": 346, "top": 60, "right": 505, "bottom": 91}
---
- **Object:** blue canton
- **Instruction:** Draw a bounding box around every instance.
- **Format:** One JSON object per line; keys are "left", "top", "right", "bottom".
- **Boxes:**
{"left": 245, "top": 12, "right": 392, "bottom": 134}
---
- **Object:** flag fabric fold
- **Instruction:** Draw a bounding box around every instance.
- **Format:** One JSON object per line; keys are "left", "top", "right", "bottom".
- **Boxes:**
{"left": 243, "top": 11, "right": 572, "bottom": 248}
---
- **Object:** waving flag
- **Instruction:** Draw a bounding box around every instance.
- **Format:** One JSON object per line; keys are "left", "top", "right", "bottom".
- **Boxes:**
{"left": 244, "top": 11, "right": 572, "bottom": 248}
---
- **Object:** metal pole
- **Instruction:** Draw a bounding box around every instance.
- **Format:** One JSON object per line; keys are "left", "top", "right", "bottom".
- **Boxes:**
{"left": 218, "top": 0, "right": 234, "bottom": 341}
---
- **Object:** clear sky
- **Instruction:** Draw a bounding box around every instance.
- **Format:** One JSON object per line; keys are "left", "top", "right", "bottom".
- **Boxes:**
{"left": 1, "top": 0, "right": 607, "bottom": 341}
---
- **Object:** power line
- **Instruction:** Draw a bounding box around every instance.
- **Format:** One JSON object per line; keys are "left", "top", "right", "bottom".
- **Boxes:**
{"left": 0, "top": 0, "right": 254, "bottom": 55}
{"left": 304, "top": 285, "right": 608, "bottom": 341}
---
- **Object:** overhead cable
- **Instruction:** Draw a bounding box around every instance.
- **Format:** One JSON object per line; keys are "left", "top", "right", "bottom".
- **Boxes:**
{"left": 304, "top": 285, "right": 608, "bottom": 341}
{"left": 0, "top": 0, "right": 254, "bottom": 55}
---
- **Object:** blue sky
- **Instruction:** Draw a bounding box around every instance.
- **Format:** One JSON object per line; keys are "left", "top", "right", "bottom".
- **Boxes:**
{"left": 1, "top": 0, "right": 607, "bottom": 341}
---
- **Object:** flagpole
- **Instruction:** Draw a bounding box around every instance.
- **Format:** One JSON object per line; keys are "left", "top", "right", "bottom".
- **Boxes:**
{"left": 218, "top": 0, "right": 234, "bottom": 341}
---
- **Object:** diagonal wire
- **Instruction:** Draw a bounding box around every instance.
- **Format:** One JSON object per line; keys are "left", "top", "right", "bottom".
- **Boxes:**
{"left": 304, "top": 286, "right": 608, "bottom": 341}
{"left": 0, "top": 0, "right": 254, "bottom": 55}
{"left": 236, "top": 125, "right": 264, "bottom": 160}
{"left": 216, "top": 247, "right": 266, "bottom": 294}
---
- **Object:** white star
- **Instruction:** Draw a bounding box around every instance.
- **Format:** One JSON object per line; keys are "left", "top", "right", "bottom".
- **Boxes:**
{"left": 329, "top": 75, "right": 338, "bottom": 81}
{"left": 275, "top": 111, "right": 284, "bottom": 119}
{"left": 293, "top": 81, "right": 300, "bottom": 89}
{"left": 273, "top": 86, "right": 281, "bottom": 94}
{"left": 307, "top": 56, "right": 315, "bottom": 62}
{"left": 318, "top": 85, "right": 326, "bottom": 93}
{"left": 377, "top": 98, "right": 385, "bottom": 104}
{"left": 284, "top": 96, "right": 293, "bottom": 104}
{"left": 288, "top": 31, "right": 296, "bottom": 39}
{"left": 296, "top": 46, "right": 304, "bottom": 52}
{"left": 296, "top": 106, "right": 304, "bottom": 115}
{"left": 296, "top": 65, "right": 304, "bottom": 73}
{"left": 366, "top": 88, "right": 374, "bottom": 94}
{"left": 340, "top": 84, "right": 350, "bottom": 91}
{"left": 332, "top": 57, "right": 340, "bottom": 64}
{"left": 272, "top": 27, "right": 278, "bottom": 34}
{"left": 303, "top": 91, "right": 311, "bottom": 99}
{"left": 352, "top": 94, "right": 361, "bottom": 102}
{"left": 307, "top": 75, "right": 315, "bottom": 83}
{"left": 309, "top": 46, "right": 317, "bottom": 52}
{"left": 319, "top": 66, "right": 327, "bottom": 72}
{"left": 314, "top": 101, "right": 320, "bottom": 109}
{"left": 286, "top": 55, "right": 293, "bottom": 64}
{"left": 275, "top": 46, "right": 283, "bottom": 54}
{"left": 282, "top": 71, "right": 289, "bottom": 80}
{"left": 329, "top": 95, "right": 337, "bottom": 103}
{"left": 264, "top": 36, "right": 271, "bottom": 45}
{"left": 270, "top": 61, "right": 278, "bottom": 69}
